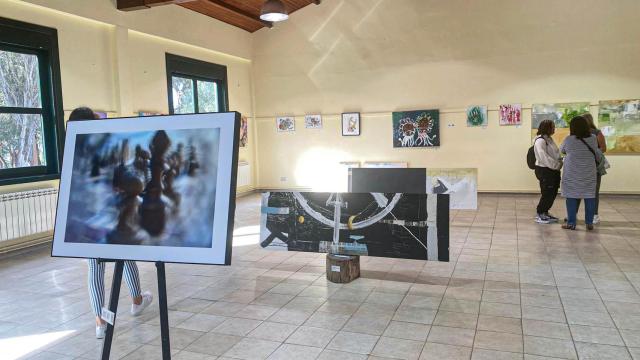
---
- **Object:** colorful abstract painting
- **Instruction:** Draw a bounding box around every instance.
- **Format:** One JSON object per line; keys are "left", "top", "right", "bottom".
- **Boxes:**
{"left": 276, "top": 116, "right": 295, "bottom": 132}
{"left": 531, "top": 102, "right": 590, "bottom": 145}
{"left": 499, "top": 104, "right": 522, "bottom": 126}
{"left": 239, "top": 116, "right": 248, "bottom": 147}
{"left": 304, "top": 114, "right": 322, "bottom": 129}
{"left": 426, "top": 168, "right": 478, "bottom": 210}
{"left": 341, "top": 113, "right": 360, "bottom": 136}
{"left": 467, "top": 106, "right": 488, "bottom": 127}
{"left": 392, "top": 110, "right": 440, "bottom": 148}
{"left": 599, "top": 99, "right": 640, "bottom": 154}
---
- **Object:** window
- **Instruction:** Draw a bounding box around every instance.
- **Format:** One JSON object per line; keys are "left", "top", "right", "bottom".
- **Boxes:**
{"left": 166, "top": 54, "right": 228, "bottom": 115}
{"left": 0, "top": 17, "right": 64, "bottom": 186}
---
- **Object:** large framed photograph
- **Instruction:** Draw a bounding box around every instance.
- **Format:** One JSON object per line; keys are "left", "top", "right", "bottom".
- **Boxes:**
{"left": 52, "top": 112, "right": 240, "bottom": 265}
{"left": 341, "top": 112, "right": 360, "bottom": 136}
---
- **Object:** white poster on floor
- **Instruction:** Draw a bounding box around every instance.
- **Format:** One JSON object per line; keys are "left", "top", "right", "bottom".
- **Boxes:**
{"left": 426, "top": 168, "right": 478, "bottom": 210}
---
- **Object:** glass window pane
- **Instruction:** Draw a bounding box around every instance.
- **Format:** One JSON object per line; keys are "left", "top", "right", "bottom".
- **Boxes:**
{"left": 0, "top": 50, "right": 42, "bottom": 108}
{"left": 197, "top": 80, "right": 218, "bottom": 113}
{"left": 0, "top": 113, "right": 46, "bottom": 169}
{"left": 171, "top": 76, "right": 195, "bottom": 114}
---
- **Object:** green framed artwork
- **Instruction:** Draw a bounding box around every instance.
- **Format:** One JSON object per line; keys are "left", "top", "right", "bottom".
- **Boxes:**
{"left": 467, "top": 106, "right": 487, "bottom": 127}
{"left": 598, "top": 99, "right": 640, "bottom": 154}
{"left": 392, "top": 110, "right": 439, "bottom": 148}
{"left": 531, "top": 102, "right": 590, "bottom": 145}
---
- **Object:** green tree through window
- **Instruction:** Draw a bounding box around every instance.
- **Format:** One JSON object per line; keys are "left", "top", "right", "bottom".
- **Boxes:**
{"left": 0, "top": 50, "right": 46, "bottom": 169}
{"left": 171, "top": 76, "right": 219, "bottom": 114}
{"left": 166, "top": 54, "right": 227, "bottom": 115}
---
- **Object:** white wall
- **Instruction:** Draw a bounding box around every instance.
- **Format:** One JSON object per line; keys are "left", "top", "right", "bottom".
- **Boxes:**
{"left": 252, "top": 0, "right": 640, "bottom": 193}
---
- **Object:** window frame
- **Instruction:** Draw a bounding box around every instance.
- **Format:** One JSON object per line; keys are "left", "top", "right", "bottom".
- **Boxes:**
{"left": 166, "top": 53, "right": 228, "bottom": 115}
{"left": 0, "top": 17, "right": 65, "bottom": 186}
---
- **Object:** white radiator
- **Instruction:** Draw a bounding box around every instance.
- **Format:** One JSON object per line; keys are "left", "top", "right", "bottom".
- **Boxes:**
{"left": 0, "top": 189, "right": 58, "bottom": 248}
{"left": 238, "top": 162, "right": 251, "bottom": 188}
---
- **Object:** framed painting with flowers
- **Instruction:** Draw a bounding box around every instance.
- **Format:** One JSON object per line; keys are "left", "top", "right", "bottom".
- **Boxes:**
{"left": 392, "top": 110, "right": 440, "bottom": 148}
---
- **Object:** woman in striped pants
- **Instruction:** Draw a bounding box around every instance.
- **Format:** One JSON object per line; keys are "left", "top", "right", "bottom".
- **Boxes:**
{"left": 69, "top": 108, "right": 153, "bottom": 339}
{"left": 88, "top": 259, "right": 153, "bottom": 339}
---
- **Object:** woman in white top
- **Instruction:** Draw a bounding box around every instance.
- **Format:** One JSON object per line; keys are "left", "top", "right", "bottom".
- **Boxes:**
{"left": 533, "top": 119, "right": 562, "bottom": 224}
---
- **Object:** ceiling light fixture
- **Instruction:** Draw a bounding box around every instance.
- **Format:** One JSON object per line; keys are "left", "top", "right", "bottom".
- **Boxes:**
{"left": 260, "top": 0, "right": 289, "bottom": 22}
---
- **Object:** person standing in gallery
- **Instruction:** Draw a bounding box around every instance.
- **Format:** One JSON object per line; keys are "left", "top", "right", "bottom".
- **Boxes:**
{"left": 560, "top": 115, "right": 603, "bottom": 230}
{"left": 68, "top": 107, "right": 153, "bottom": 339}
{"left": 584, "top": 113, "right": 606, "bottom": 224}
{"left": 533, "top": 119, "right": 562, "bottom": 224}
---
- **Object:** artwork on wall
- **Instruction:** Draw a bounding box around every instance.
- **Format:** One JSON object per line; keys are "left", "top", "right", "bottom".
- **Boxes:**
{"left": 239, "top": 115, "right": 248, "bottom": 147}
{"left": 276, "top": 116, "right": 295, "bottom": 132}
{"left": 499, "top": 104, "right": 522, "bottom": 126}
{"left": 531, "top": 102, "right": 589, "bottom": 145}
{"left": 392, "top": 110, "right": 440, "bottom": 148}
{"left": 304, "top": 114, "right": 322, "bottom": 129}
{"left": 598, "top": 99, "right": 640, "bottom": 154}
{"left": 52, "top": 113, "right": 240, "bottom": 265}
{"left": 426, "top": 168, "right": 478, "bottom": 210}
{"left": 260, "top": 192, "right": 449, "bottom": 261}
{"left": 342, "top": 112, "right": 360, "bottom": 136}
{"left": 467, "top": 106, "right": 488, "bottom": 127}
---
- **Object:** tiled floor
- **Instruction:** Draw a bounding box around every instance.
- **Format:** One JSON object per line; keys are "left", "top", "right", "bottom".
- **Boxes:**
{"left": 1, "top": 193, "right": 640, "bottom": 360}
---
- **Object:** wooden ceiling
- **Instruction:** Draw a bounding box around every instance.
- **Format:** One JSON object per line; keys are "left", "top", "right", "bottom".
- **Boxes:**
{"left": 118, "top": 0, "right": 321, "bottom": 33}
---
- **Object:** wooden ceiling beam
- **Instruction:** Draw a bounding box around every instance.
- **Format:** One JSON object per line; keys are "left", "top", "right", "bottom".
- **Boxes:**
{"left": 201, "top": 0, "right": 273, "bottom": 28}
{"left": 117, "top": 0, "right": 197, "bottom": 11}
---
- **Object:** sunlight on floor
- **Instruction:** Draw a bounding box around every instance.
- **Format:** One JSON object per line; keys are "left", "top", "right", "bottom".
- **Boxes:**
{"left": 0, "top": 330, "right": 75, "bottom": 360}
{"left": 232, "top": 225, "right": 260, "bottom": 246}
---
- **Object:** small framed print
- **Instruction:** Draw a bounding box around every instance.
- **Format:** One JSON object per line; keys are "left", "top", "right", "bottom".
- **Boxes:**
{"left": 276, "top": 116, "right": 295, "bottom": 132}
{"left": 304, "top": 114, "right": 322, "bottom": 129}
{"left": 341, "top": 112, "right": 360, "bottom": 136}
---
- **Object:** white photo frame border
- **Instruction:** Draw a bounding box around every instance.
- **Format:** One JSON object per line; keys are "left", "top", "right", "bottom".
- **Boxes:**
{"left": 51, "top": 112, "right": 240, "bottom": 265}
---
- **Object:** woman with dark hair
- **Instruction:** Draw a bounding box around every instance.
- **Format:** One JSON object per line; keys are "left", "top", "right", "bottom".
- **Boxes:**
{"left": 583, "top": 113, "right": 606, "bottom": 223}
{"left": 559, "top": 115, "right": 603, "bottom": 230}
{"left": 533, "top": 119, "right": 562, "bottom": 224}
{"left": 68, "top": 107, "right": 153, "bottom": 339}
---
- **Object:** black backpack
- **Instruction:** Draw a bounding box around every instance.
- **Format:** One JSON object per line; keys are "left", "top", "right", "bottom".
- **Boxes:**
{"left": 527, "top": 136, "right": 546, "bottom": 170}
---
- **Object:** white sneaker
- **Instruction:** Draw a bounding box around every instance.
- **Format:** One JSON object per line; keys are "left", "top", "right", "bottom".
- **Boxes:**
{"left": 593, "top": 215, "right": 601, "bottom": 224}
{"left": 535, "top": 214, "right": 551, "bottom": 224}
{"left": 131, "top": 291, "right": 153, "bottom": 316}
{"left": 96, "top": 324, "right": 107, "bottom": 339}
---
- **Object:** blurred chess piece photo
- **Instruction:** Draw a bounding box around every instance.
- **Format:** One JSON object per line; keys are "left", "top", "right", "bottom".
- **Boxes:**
{"left": 187, "top": 143, "right": 200, "bottom": 177}
{"left": 139, "top": 130, "right": 171, "bottom": 236}
{"left": 107, "top": 172, "right": 146, "bottom": 245}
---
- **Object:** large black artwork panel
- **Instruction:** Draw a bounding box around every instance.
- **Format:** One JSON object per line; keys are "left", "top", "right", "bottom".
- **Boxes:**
{"left": 260, "top": 192, "right": 449, "bottom": 261}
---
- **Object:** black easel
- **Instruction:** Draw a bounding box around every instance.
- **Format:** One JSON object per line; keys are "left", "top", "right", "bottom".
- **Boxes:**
{"left": 101, "top": 260, "right": 171, "bottom": 360}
